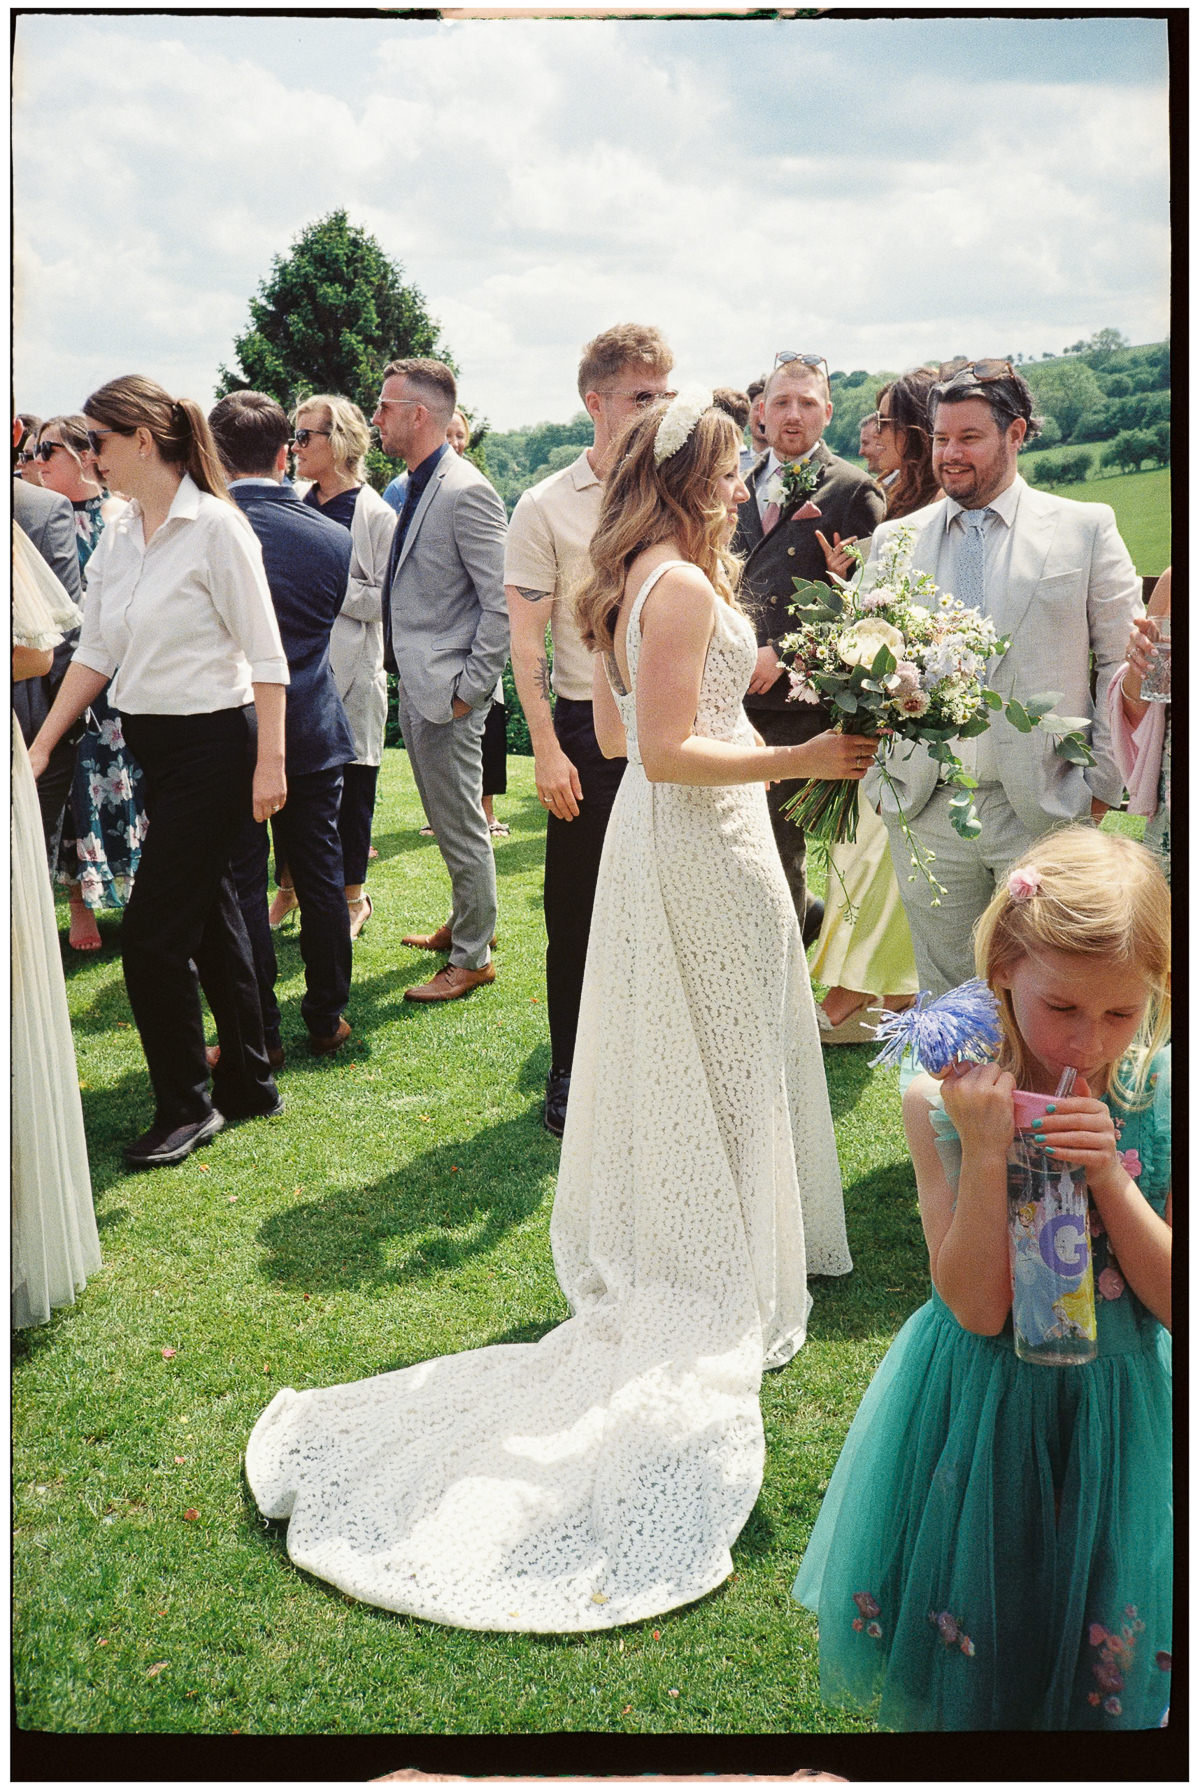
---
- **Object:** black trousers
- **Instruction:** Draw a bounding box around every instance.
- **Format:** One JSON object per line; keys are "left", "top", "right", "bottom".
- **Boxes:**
{"left": 337, "top": 762, "right": 379, "bottom": 887}
{"left": 120, "top": 707, "right": 277, "bottom": 1128}
{"left": 231, "top": 765, "right": 350, "bottom": 1047}
{"left": 544, "top": 697, "right": 626, "bottom": 1073}
{"left": 481, "top": 700, "right": 508, "bottom": 798}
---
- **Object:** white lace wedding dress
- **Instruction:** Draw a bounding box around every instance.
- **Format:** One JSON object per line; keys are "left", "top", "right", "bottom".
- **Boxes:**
{"left": 246, "top": 562, "right": 851, "bottom": 1631}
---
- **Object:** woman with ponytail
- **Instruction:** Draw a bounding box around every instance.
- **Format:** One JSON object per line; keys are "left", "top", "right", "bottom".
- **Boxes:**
{"left": 29, "top": 376, "right": 291, "bottom": 1170}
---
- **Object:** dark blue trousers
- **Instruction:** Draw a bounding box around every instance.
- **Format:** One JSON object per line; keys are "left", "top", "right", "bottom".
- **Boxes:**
{"left": 231, "top": 765, "right": 350, "bottom": 1048}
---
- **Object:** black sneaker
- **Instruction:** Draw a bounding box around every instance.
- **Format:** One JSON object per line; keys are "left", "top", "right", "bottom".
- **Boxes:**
{"left": 543, "top": 1068, "right": 570, "bottom": 1138}
{"left": 124, "top": 1109, "right": 225, "bottom": 1170}
{"left": 219, "top": 1092, "right": 285, "bottom": 1127}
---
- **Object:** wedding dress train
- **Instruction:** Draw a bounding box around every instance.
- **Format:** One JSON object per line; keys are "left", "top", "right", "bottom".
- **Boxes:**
{"left": 246, "top": 562, "right": 850, "bottom": 1630}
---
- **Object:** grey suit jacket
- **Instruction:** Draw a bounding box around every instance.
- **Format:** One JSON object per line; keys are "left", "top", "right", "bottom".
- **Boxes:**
{"left": 387, "top": 449, "right": 510, "bottom": 727}
{"left": 862, "top": 478, "right": 1142, "bottom": 832}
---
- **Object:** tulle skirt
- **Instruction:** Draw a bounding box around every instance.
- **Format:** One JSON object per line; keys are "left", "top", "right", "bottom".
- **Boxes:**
{"left": 792, "top": 1293, "right": 1172, "bottom": 1730}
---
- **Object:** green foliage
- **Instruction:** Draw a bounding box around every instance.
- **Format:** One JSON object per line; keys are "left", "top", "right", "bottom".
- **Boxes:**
{"left": 216, "top": 210, "right": 451, "bottom": 424}
{"left": 1023, "top": 358, "right": 1105, "bottom": 440}
{"left": 485, "top": 414, "right": 594, "bottom": 515}
{"left": 15, "top": 752, "right": 925, "bottom": 1737}
{"left": 1102, "top": 429, "right": 1157, "bottom": 475}
{"left": 1029, "top": 448, "right": 1093, "bottom": 487}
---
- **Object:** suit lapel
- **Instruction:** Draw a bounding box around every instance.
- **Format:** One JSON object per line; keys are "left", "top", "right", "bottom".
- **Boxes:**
{"left": 989, "top": 483, "right": 1059, "bottom": 640}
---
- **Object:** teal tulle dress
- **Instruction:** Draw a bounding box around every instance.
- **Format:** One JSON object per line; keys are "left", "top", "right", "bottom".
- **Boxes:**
{"left": 792, "top": 1048, "right": 1171, "bottom": 1731}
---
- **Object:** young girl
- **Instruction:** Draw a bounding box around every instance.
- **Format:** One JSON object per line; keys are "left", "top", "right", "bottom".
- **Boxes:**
{"left": 792, "top": 826, "right": 1171, "bottom": 1730}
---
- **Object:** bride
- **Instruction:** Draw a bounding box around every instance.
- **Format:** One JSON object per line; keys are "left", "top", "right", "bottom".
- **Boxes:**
{"left": 246, "top": 387, "right": 869, "bottom": 1632}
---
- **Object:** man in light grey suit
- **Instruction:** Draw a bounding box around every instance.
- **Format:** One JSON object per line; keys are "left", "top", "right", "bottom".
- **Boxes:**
{"left": 373, "top": 358, "right": 509, "bottom": 1002}
{"left": 862, "top": 360, "right": 1142, "bottom": 995}
{"left": 12, "top": 424, "right": 84, "bottom": 852}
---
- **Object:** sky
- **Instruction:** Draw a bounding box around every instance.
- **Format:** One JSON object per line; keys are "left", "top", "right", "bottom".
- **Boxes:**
{"left": 12, "top": 11, "right": 1172, "bottom": 433}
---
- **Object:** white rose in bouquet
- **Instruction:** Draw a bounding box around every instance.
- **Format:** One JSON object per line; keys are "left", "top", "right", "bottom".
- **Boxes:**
{"left": 838, "top": 618, "right": 905, "bottom": 668}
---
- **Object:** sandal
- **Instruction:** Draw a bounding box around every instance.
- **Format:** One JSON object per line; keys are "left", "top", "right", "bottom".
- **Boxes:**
{"left": 68, "top": 894, "right": 102, "bottom": 951}
{"left": 488, "top": 820, "right": 510, "bottom": 837}
{"left": 816, "top": 1001, "right": 883, "bottom": 1046}
{"left": 418, "top": 824, "right": 436, "bottom": 838}
{"left": 348, "top": 893, "right": 373, "bottom": 941}
{"left": 269, "top": 884, "right": 299, "bottom": 930}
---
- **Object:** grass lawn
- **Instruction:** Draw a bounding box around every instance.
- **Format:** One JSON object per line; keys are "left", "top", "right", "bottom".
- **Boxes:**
{"left": 12, "top": 753, "right": 1148, "bottom": 1757}
{"left": 14, "top": 748, "right": 929, "bottom": 1747}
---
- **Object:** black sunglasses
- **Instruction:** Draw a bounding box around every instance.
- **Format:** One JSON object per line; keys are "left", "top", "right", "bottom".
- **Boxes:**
{"left": 85, "top": 427, "right": 131, "bottom": 455}
{"left": 35, "top": 440, "right": 72, "bottom": 461}
{"left": 293, "top": 428, "right": 332, "bottom": 448}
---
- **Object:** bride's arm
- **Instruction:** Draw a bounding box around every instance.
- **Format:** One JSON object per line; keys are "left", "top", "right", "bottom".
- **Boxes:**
{"left": 591, "top": 654, "right": 627, "bottom": 759}
{"left": 636, "top": 566, "right": 872, "bottom": 788}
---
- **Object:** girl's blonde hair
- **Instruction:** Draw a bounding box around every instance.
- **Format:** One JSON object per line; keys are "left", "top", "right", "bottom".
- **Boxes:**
{"left": 975, "top": 825, "right": 1170, "bottom": 1101}
{"left": 293, "top": 395, "right": 370, "bottom": 479}
{"left": 576, "top": 402, "right": 742, "bottom": 655}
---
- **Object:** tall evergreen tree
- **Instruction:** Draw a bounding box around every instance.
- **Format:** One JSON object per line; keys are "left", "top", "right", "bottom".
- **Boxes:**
{"left": 216, "top": 210, "right": 453, "bottom": 418}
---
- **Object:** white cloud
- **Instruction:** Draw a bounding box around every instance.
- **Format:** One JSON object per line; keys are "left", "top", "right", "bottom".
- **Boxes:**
{"left": 12, "top": 16, "right": 1169, "bottom": 430}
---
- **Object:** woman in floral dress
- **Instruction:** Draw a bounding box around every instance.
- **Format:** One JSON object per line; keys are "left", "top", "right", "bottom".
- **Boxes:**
{"left": 36, "top": 415, "right": 146, "bottom": 949}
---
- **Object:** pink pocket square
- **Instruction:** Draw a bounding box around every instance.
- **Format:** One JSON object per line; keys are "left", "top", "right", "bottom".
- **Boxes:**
{"left": 792, "top": 501, "right": 822, "bottom": 521}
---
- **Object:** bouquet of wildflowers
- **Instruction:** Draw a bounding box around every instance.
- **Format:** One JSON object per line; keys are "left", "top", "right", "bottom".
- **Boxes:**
{"left": 778, "top": 526, "right": 1095, "bottom": 896}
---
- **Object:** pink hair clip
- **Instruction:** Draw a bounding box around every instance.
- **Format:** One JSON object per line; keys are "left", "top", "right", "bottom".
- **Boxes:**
{"left": 1007, "top": 867, "right": 1042, "bottom": 901}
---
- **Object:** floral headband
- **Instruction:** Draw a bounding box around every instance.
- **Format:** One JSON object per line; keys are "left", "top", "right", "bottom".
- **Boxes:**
{"left": 653, "top": 384, "right": 713, "bottom": 466}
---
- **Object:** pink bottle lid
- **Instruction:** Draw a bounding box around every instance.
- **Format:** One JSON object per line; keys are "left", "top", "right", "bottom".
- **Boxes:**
{"left": 1011, "top": 1088, "right": 1058, "bottom": 1130}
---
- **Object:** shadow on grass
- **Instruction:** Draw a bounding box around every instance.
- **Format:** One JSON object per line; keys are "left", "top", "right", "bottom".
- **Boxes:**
{"left": 255, "top": 1112, "right": 558, "bottom": 1294}
{"left": 804, "top": 1160, "right": 927, "bottom": 1343}
{"left": 819, "top": 1044, "right": 881, "bottom": 1121}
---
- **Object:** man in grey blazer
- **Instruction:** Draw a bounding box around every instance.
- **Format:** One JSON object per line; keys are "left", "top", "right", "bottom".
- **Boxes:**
{"left": 12, "top": 434, "right": 84, "bottom": 852}
{"left": 861, "top": 360, "right": 1143, "bottom": 994}
{"left": 373, "top": 358, "right": 510, "bottom": 1002}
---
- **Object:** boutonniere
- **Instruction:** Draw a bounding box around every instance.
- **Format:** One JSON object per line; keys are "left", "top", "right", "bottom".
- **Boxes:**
{"left": 778, "top": 457, "right": 822, "bottom": 510}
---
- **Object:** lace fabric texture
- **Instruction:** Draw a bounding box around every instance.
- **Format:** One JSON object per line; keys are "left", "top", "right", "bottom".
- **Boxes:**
{"left": 246, "top": 560, "right": 850, "bottom": 1631}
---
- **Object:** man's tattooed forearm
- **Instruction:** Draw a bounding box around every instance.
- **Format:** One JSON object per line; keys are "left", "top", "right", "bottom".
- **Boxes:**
{"left": 534, "top": 657, "right": 552, "bottom": 702}
{"left": 518, "top": 586, "right": 551, "bottom": 604}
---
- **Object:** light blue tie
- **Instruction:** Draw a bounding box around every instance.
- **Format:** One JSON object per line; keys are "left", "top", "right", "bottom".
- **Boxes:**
{"left": 957, "top": 507, "right": 992, "bottom": 612}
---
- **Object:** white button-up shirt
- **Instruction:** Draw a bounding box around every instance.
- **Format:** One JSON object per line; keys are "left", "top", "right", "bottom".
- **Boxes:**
{"left": 72, "top": 474, "right": 288, "bottom": 714}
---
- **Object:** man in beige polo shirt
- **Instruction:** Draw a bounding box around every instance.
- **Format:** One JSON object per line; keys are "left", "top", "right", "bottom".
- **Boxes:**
{"left": 504, "top": 323, "right": 674, "bottom": 1135}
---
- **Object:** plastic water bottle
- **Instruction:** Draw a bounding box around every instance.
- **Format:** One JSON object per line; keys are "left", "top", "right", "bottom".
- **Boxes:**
{"left": 1007, "top": 1091, "right": 1097, "bottom": 1366}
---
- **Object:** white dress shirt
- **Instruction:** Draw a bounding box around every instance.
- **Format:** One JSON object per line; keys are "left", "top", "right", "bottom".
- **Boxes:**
{"left": 72, "top": 474, "right": 288, "bottom": 715}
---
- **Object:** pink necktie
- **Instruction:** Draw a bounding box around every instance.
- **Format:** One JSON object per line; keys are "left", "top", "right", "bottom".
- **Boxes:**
{"left": 762, "top": 501, "right": 781, "bottom": 535}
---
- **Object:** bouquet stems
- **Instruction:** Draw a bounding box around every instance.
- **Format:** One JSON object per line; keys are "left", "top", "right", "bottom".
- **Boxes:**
{"left": 782, "top": 776, "right": 861, "bottom": 845}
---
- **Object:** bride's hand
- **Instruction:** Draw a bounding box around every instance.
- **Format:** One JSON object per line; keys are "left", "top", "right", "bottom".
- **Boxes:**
{"left": 791, "top": 731, "right": 878, "bottom": 781}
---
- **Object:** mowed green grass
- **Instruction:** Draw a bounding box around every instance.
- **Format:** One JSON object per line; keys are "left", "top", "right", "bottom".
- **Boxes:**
{"left": 15, "top": 748, "right": 927, "bottom": 1741}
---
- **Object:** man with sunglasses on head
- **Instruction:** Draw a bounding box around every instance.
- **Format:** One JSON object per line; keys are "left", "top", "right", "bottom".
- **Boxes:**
{"left": 861, "top": 359, "right": 1143, "bottom": 995}
{"left": 504, "top": 323, "right": 674, "bottom": 1136}
{"left": 734, "top": 350, "right": 887, "bottom": 946}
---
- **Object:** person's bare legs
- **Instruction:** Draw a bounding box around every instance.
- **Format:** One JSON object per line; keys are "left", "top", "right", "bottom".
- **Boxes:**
{"left": 67, "top": 879, "right": 101, "bottom": 950}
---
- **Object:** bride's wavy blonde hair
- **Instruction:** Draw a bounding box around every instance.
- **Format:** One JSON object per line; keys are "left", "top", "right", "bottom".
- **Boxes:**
{"left": 576, "top": 402, "right": 743, "bottom": 655}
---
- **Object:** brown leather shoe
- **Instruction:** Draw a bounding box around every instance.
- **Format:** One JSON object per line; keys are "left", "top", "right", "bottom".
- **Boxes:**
{"left": 402, "top": 922, "right": 497, "bottom": 952}
{"left": 206, "top": 1043, "right": 285, "bottom": 1071}
{"left": 402, "top": 920, "right": 453, "bottom": 951}
{"left": 308, "top": 1018, "right": 353, "bottom": 1056}
{"left": 404, "top": 962, "right": 495, "bottom": 1003}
